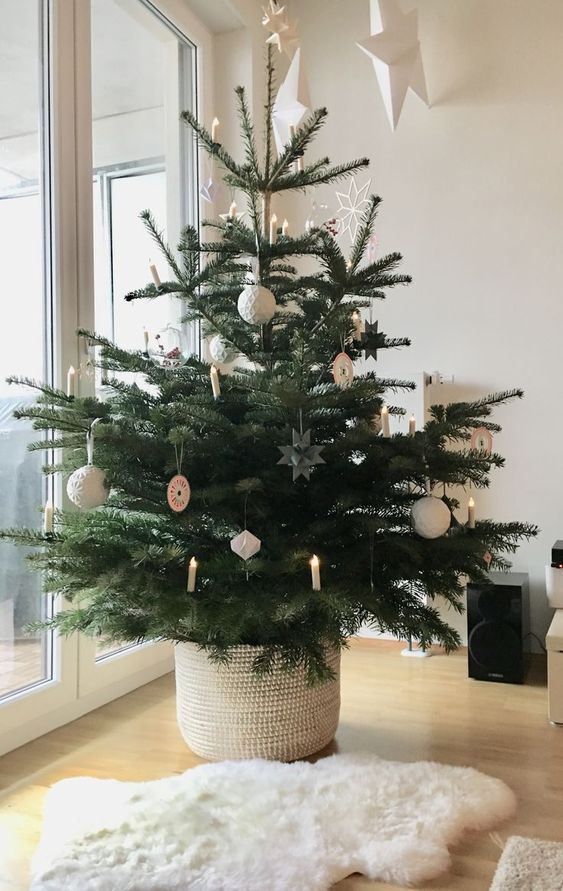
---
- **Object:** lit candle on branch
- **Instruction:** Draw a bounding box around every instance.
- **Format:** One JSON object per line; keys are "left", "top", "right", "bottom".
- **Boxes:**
{"left": 149, "top": 259, "right": 161, "bottom": 287}
{"left": 381, "top": 404, "right": 390, "bottom": 438}
{"left": 408, "top": 415, "right": 416, "bottom": 435}
{"left": 468, "top": 496, "right": 476, "bottom": 529}
{"left": 352, "top": 310, "right": 363, "bottom": 341}
{"left": 143, "top": 328, "right": 149, "bottom": 353}
{"left": 228, "top": 200, "right": 237, "bottom": 219}
{"left": 211, "top": 117, "right": 220, "bottom": 142}
{"left": 210, "top": 365, "right": 221, "bottom": 399}
{"left": 310, "top": 554, "right": 321, "bottom": 591}
{"left": 187, "top": 557, "right": 198, "bottom": 592}
{"left": 281, "top": 218, "right": 289, "bottom": 236}
{"left": 269, "top": 213, "right": 278, "bottom": 245}
{"left": 66, "top": 365, "right": 76, "bottom": 398}
{"left": 43, "top": 502, "right": 54, "bottom": 535}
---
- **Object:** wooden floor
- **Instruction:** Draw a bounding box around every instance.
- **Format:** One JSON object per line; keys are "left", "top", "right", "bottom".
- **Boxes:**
{"left": 0, "top": 639, "right": 561, "bottom": 890}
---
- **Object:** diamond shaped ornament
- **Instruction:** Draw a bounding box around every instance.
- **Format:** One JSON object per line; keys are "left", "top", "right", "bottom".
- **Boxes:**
{"left": 230, "top": 530, "right": 261, "bottom": 561}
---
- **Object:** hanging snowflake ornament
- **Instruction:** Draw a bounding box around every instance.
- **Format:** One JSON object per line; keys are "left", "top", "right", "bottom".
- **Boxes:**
{"left": 231, "top": 530, "right": 261, "bottom": 561}
{"left": 335, "top": 178, "right": 372, "bottom": 241}
{"left": 66, "top": 420, "right": 109, "bottom": 510}
{"left": 360, "top": 320, "right": 380, "bottom": 361}
{"left": 332, "top": 352, "right": 354, "bottom": 388}
{"left": 278, "top": 428, "right": 325, "bottom": 482}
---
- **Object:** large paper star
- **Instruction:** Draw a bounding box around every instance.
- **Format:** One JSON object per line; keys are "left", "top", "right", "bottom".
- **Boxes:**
{"left": 357, "top": 0, "right": 428, "bottom": 130}
{"left": 278, "top": 428, "right": 325, "bottom": 482}
{"left": 272, "top": 48, "right": 310, "bottom": 155}
{"left": 335, "top": 177, "right": 371, "bottom": 241}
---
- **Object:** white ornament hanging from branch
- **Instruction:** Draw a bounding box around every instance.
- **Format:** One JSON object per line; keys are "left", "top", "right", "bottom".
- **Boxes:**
{"left": 66, "top": 419, "right": 109, "bottom": 510}
{"left": 272, "top": 47, "right": 310, "bottom": 156}
{"left": 335, "top": 177, "right": 372, "bottom": 241}
{"left": 231, "top": 530, "right": 261, "bottom": 561}
{"left": 209, "top": 335, "right": 235, "bottom": 365}
{"left": 357, "top": 0, "right": 429, "bottom": 131}
{"left": 237, "top": 257, "right": 276, "bottom": 325}
{"left": 411, "top": 494, "right": 451, "bottom": 539}
{"left": 262, "top": 1, "right": 299, "bottom": 57}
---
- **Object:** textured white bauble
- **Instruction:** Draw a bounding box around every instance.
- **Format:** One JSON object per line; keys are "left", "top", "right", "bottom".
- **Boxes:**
{"left": 67, "top": 465, "right": 109, "bottom": 509}
{"left": 209, "top": 335, "right": 235, "bottom": 364}
{"left": 237, "top": 284, "right": 276, "bottom": 325}
{"left": 411, "top": 495, "right": 451, "bottom": 539}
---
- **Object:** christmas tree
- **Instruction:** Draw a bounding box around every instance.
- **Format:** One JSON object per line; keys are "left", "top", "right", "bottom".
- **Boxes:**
{"left": 2, "top": 47, "right": 536, "bottom": 683}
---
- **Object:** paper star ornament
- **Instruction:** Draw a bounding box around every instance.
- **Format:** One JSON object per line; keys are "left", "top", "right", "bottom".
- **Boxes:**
{"left": 262, "top": 1, "right": 299, "bottom": 56}
{"left": 357, "top": 0, "right": 428, "bottom": 130}
{"left": 272, "top": 48, "right": 310, "bottom": 155}
{"left": 335, "top": 177, "right": 371, "bottom": 241}
{"left": 278, "top": 428, "right": 325, "bottom": 482}
{"left": 360, "top": 320, "right": 381, "bottom": 361}
{"left": 219, "top": 207, "right": 247, "bottom": 223}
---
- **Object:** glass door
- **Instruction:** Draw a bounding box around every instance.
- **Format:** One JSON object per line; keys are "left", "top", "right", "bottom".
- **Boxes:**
{"left": 78, "top": 0, "right": 198, "bottom": 697}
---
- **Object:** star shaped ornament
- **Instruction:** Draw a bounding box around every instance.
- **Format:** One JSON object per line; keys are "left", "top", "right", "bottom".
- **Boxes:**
{"left": 272, "top": 48, "right": 310, "bottom": 155}
{"left": 262, "top": 1, "right": 299, "bottom": 56}
{"left": 335, "top": 178, "right": 371, "bottom": 241}
{"left": 278, "top": 429, "right": 325, "bottom": 482}
{"left": 357, "top": 0, "right": 428, "bottom": 130}
{"left": 360, "top": 320, "right": 381, "bottom": 361}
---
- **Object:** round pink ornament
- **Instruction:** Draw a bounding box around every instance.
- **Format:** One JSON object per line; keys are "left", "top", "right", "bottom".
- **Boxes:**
{"left": 332, "top": 352, "right": 354, "bottom": 389}
{"left": 167, "top": 474, "right": 191, "bottom": 513}
{"left": 470, "top": 427, "right": 493, "bottom": 453}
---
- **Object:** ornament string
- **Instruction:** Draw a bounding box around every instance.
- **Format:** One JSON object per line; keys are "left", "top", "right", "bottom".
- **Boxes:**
{"left": 174, "top": 442, "right": 184, "bottom": 477}
{"left": 244, "top": 493, "right": 250, "bottom": 581}
{"left": 368, "top": 529, "right": 375, "bottom": 593}
{"left": 299, "top": 407, "right": 304, "bottom": 437}
{"left": 86, "top": 418, "right": 103, "bottom": 466}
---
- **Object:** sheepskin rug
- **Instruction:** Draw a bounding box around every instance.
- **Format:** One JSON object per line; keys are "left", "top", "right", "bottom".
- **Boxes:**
{"left": 489, "top": 836, "right": 563, "bottom": 890}
{"left": 31, "top": 753, "right": 515, "bottom": 890}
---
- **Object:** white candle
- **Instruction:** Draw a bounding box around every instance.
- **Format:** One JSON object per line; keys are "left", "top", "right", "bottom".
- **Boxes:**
{"left": 381, "top": 404, "right": 390, "bottom": 438}
{"left": 210, "top": 365, "right": 221, "bottom": 399}
{"left": 468, "top": 496, "right": 476, "bottom": 529}
{"left": 211, "top": 117, "right": 219, "bottom": 142}
{"left": 228, "top": 200, "right": 237, "bottom": 219}
{"left": 288, "top": 124, "right": 296, "bottom": 141}
{"left": 149, "top": 259, "right": 161, "bottom": 287}
{"left": 289, "top": 124, "right": 302, "bottom": 172}
{"left": 297, "top": 155, "right": 304, "bottom": 172}
{"left": 66, "top": 365, "right": 76, "bottom": 397}
{"left": 408, "top": 415, "right": 416, "bottom": 435}
{"left": 281, "top": 218, "right": 289, "bottom": 236}
{"left": 310, "top": 555, "right": 321, "bottom": 591}
{"left": 269, "top": 213, "right": 278, "bottom": 245}
{"left": 187, "top": 557, "right": 198, "bottom": 592}
{"left": 143, "top": 328, "right": 149, "bottom": 352}
{"left": 44, "top": 502, "right": 53, "bottom": 534}
{"left": 352, "top": 310, "right": 363, "bottom": 341}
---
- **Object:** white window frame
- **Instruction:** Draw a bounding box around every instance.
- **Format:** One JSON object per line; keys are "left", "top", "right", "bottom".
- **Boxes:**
{"left": 0, "top": 0, "right": 214, "bottom": 756}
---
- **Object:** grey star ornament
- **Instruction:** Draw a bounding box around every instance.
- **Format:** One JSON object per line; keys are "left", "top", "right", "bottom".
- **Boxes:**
{"left": 277, "top": 428, "right": 325, "bottom": 481}
{"left": 360, "top": 320, "right": 380, "bottom": 361}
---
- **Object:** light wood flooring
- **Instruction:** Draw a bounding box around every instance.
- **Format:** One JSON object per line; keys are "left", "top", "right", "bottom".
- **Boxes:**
{"left": 0, "top": 639, "right": 561, "bottom": 890}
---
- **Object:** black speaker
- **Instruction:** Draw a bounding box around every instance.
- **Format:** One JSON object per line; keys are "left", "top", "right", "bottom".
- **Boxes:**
{"left": 467, "top": 572, "right": 529, "bottom": 684}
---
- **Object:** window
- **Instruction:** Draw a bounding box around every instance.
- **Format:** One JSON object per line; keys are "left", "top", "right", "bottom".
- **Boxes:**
{"left": 0, "top": 0, "right": 53, "bottom": 701}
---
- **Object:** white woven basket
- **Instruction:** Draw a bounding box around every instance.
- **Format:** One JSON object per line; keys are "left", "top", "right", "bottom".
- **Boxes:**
{"left": 174, "top": 642, "right": 341, "bottom": 762}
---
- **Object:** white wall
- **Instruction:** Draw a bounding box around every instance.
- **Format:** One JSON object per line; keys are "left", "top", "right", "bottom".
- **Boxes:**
{"left": 278, "top": 0, "right": 563, "bottom": 648}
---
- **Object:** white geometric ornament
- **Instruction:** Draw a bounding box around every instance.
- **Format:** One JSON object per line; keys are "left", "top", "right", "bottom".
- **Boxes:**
{"left": 209, "top": 335, "right": 235, "bottom": 365}
{"left": 335, "top": 177, "right": 372, "bottom": 241}
{"left": 262, "top": 1, "right": 299, "bottom": 57}
{"left": 357, "top": 0, "right": 428, "bottom": 131}
{"left": 231, "top": 530, "right": 261, "bottom": 561}
{"left": 411, "top": 495, "right": 451, "bottom": 540}
{"left": 272, "top": 47, "right": 310, "bottom": 155}
{"left": 238, "top": 284, "right": 277, "bottom": 325}
{"left": 199, "top": 158, "right": 218, "bottom": 204}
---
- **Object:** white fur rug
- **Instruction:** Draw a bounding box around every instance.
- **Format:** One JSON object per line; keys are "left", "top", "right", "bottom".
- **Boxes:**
{"left": 31, "top": 753, "right": 515, "bottom": 890}
{"left": 490, "top": 836, "right": 563, "bottom": 890}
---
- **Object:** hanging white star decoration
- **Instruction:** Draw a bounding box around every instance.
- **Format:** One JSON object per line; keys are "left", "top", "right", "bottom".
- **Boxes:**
{"left": 272, "top": 47, "right": 310, "bottom": 155}
{"left": 335, "top": 177, "right": 372, "bottom": 241}
{"left": 357, "top": 0, "right": 428, "bottom": 131}
{"left": 262, "top": 2, "right": 299, "bottom": 57}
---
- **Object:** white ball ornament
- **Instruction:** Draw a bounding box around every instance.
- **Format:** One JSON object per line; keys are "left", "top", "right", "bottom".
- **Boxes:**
{"left": 209, "top": 335, "right": 235, "bottom": 364}
{"left": 237, "top": 284, "right": 276, "bottom": 325}
{"left": 411, "top": 495, "right": 451, "bottom": 539}
{"left": 67, "top": 464, "right": 109, "bottom": 509}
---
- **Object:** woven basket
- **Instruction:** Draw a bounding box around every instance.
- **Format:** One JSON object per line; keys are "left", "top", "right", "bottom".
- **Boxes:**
{"left": 174, "top": 642, "right": 341, "bottom": 762}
